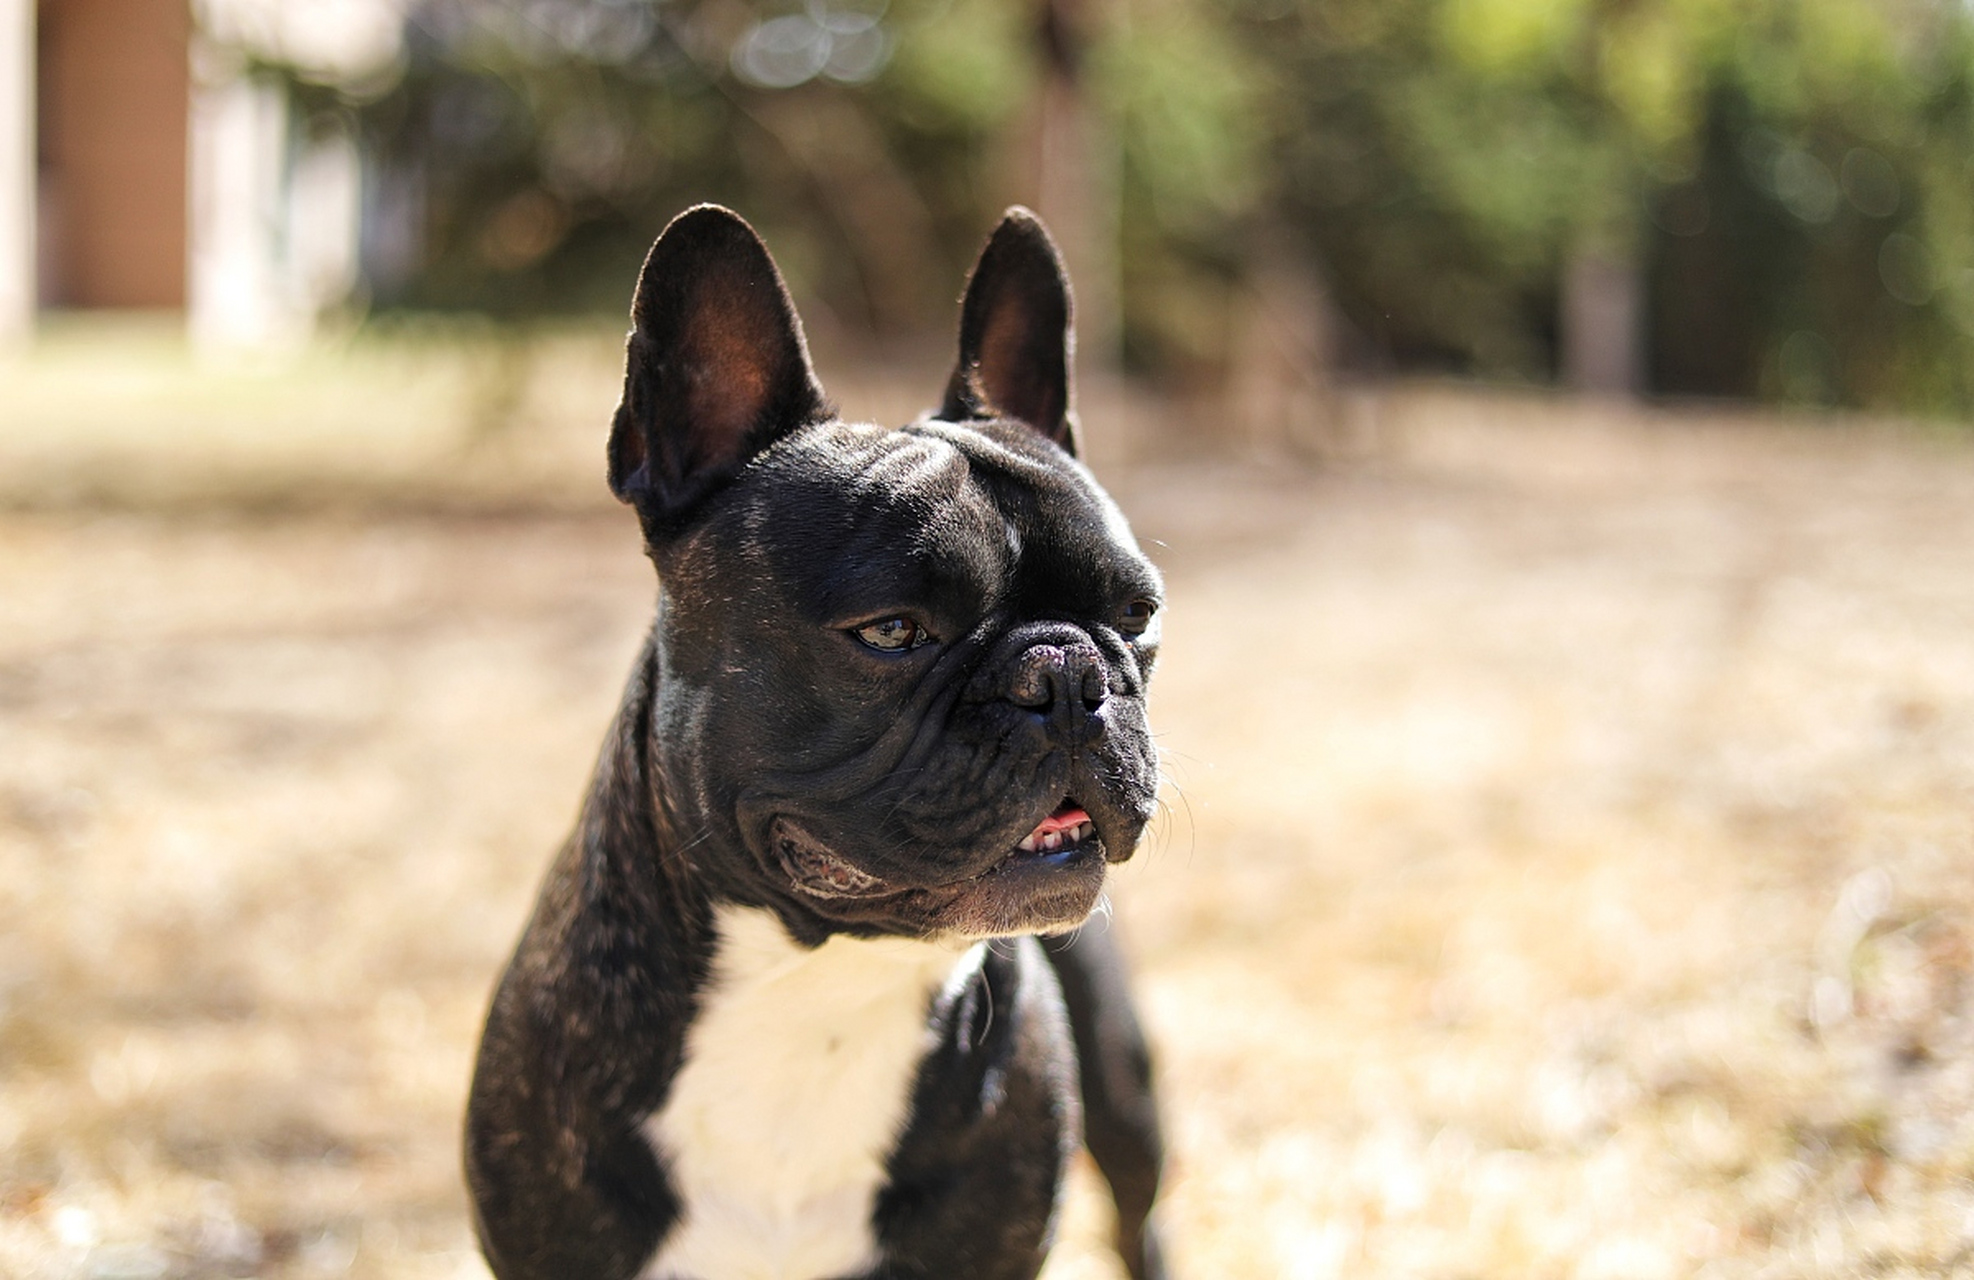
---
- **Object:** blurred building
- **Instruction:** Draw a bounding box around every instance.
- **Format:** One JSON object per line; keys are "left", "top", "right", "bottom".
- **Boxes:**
{"left": 2, "top": 0, "right": 395, "bottom": 350}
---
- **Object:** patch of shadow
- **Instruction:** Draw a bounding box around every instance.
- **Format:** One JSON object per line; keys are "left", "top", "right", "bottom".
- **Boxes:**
{"left": 0, "top": 661, "right": 37, "bottom": 711}
{"left": 164, "top": 1117, "right": 362, "bottom": 1174}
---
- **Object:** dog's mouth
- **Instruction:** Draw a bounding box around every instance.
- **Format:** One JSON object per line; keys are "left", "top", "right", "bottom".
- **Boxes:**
{"left": 1016, "top": 801, "right": 1095, "bottom": 856}
{"left": 772, "top": 797, "right": 1102, "bottom": 902}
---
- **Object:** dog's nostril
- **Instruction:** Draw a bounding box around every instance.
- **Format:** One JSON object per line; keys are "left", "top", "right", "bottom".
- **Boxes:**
{"left": 1079, "top": 663, "right": 1107, "bottom": 712}
{"left": 1009, "top": 644, "right": 1066, "bottom": 709}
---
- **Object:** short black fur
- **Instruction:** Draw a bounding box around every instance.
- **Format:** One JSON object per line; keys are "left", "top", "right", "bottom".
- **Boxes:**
{"left": 468, "top": 205, "right": 1171, "bottom": 1280}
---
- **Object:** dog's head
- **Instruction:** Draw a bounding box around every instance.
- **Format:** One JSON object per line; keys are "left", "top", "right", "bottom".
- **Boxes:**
{"left": 608, "top": 205, "right": 1162, "bottom": 943}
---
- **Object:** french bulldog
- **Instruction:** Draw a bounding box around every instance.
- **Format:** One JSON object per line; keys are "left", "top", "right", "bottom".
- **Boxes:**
{"left": 465, "top": 204, "right": 1170, "bottom": 1280}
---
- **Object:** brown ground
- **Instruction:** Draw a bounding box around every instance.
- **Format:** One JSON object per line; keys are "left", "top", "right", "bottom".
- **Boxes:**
{"left": 5, "top": 364, "right": 1974, "bottom": 1279}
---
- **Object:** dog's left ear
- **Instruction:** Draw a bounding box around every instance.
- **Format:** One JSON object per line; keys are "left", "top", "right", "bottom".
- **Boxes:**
{"left": 940, "top": 207, "right": 1078, "bottom": 456}
{"left": 609, "top": 204, "right": 829, "bottom": 535}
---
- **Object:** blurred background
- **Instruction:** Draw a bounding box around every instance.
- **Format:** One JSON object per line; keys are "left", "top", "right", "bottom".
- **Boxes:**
{"left": 7, "top": 1, "right": 1974, "bottom": 1278}
{"left": 13, "top": 0, "right": 1974, "bottom": 410}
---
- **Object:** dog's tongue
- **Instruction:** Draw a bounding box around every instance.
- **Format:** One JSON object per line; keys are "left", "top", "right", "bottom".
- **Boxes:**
{"left": 1027, "top": 804, "right": 1090, "bottom": 841}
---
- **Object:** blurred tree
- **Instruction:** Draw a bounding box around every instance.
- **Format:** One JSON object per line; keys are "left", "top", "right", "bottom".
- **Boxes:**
{"left": 259, "top": 0, "right": 1271, "bottom": 376}
{"left": 253, "top": 0, "right": 1974, "bottom": 417}
{"left": 335, "top": 0, "right": 1079, "bottom": 350}
{"left": 1240, "top": 0, "right": 1974, "bottom": 414}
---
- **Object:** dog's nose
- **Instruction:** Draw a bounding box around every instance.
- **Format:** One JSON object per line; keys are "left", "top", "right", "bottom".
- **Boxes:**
{"left": 1008, "top": 641, "right": 1108, "bottom": 737}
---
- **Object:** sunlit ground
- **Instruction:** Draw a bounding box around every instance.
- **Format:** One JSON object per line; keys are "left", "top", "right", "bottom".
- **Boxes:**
{"left": 4, "top": 353, "right": 1974, "bottom": 1279}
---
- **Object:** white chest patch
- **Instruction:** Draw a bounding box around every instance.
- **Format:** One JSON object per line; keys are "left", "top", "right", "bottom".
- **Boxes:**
{"left": 639, "top": 905, "right": 985, "bottom": 1280}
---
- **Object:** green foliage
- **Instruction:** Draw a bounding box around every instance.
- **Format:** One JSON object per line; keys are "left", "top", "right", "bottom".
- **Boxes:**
{"left": 885, "top": 0, "right": 1034, "bottom": 133}
{"left": 1094, "top": 3, "right": 1267, "bottom": 236}
{"left": 1091, "top": 2, "right": 1272, "bottom": 372}
{"left": 1241, "top": 0, "right": 1974, "bottom": 411}
{"left": 309, "top": 0, "right": 1050, "bottom": 328}
{"left": 258, "top": 0, "right": 1974, "bottom": 415}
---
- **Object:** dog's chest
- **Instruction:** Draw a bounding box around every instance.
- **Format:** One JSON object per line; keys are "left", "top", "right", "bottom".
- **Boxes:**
{"left": 639, "top": 906, "right": 984, "bottom": 1280}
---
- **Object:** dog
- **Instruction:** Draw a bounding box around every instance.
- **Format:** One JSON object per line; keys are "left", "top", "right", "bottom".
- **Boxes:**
{"left": 465, "top": 204, "right": 1171, "bottom": 1280}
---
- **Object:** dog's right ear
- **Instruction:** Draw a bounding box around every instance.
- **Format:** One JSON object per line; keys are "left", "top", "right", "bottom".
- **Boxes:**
{"left": 940, "top": 207, "right": 1078, "bottom": 456}
{"left": 608, "top": 205, "right": 829, "bottom": 535}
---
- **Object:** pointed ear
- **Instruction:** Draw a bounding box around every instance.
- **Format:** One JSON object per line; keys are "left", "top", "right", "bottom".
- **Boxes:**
{"left": 939, "top": 207, "right": 1078, "bottom": 455}
{"left": 608, "top": 205, "right": 829, "bottom": 533}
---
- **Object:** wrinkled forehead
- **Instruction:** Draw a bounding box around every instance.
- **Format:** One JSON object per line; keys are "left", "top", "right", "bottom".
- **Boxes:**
{"left": 693, "top": 419, "right": 1154, "bottom": 617}
{"left": 903, "top": 418, "right": 1158, "bottom": 605}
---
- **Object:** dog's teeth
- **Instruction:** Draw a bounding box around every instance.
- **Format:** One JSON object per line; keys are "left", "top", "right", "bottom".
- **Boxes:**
{"left": 1019, "top": 817, "right": 1098, "bottom": 856}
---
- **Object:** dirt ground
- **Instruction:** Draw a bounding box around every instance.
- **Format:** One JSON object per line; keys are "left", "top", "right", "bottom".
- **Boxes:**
{"left": 5, "top": 383, "right": 1974, "bottom": 1279}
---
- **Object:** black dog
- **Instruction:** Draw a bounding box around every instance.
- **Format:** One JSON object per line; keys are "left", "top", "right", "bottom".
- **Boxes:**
{"left": 465, "top": 205, "right": 1170, "bottom": 1280}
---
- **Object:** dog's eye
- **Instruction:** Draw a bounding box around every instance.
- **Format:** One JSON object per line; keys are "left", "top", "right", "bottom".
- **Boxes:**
{"left": 853, "top": 617, "right": 931, "bottom": 652}
{"left": 1120, "top": 599, "right": 1159, "bottom": 636}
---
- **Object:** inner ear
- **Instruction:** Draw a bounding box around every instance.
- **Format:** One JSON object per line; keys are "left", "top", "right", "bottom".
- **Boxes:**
{"left": 609, "top": 205, "right": 829, "bottom": 531}
{"left": 940, "top": 208, "right": 1078, "bottom": 455}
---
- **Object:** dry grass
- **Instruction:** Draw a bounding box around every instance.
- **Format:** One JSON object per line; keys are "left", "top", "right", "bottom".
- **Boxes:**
{"left": 4, "top": 360, "right": 1974, "bottom": 1279}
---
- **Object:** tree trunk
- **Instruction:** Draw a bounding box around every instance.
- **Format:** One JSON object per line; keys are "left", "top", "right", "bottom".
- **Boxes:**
{"left": 1560, "top": 240, "right": 1642, "bottom": 397}
{"left": 1026, "top": 0, "right": 1118, "bottom": 373}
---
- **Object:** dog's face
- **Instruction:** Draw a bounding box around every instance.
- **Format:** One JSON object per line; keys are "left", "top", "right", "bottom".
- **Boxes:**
{"left": 606, "top": 206, "right": 1161, "bottom": 942}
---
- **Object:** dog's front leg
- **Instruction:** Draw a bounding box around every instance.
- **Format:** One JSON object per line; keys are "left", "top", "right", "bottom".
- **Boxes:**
{"left": 467, "top": 721, "right": 711, "bottom": 1280}
{"left": 1043, "top": 928, "right": 1170, "bottom": 1280}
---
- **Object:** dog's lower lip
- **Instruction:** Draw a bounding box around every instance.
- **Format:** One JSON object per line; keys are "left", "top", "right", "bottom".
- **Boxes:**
{"left": 773, "top": 817, "right": 894, "bottom": 899}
